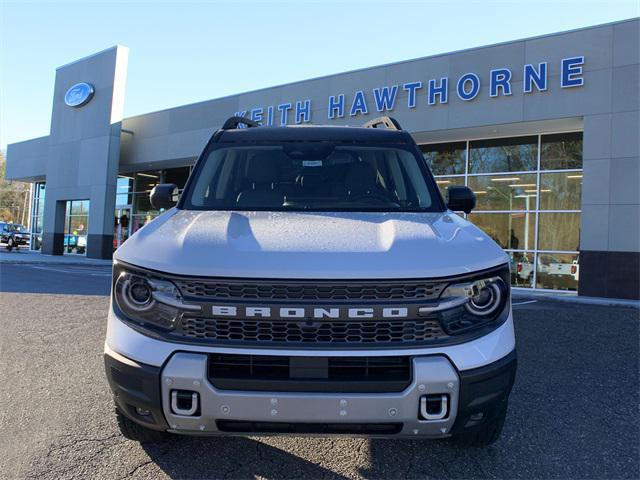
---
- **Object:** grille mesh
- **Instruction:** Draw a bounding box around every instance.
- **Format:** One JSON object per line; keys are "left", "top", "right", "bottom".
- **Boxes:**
{"left": 175, "top": 279, "right": 445, "bottom": 302}
{"left": 175, "top": 317, "right": 448, "bottom": 345}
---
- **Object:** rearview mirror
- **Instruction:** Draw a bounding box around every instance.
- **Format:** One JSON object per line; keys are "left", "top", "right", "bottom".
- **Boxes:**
{"left": 447, "top": 185, "right": 476, "bottom": 214}
{"left": 150, "top": 183, "right": 179, "bottom": 210}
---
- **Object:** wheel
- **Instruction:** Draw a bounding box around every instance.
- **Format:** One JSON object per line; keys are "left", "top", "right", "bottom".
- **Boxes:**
{"left": 451, "top": 403, "right": 507, "bottom": 447}
{"left": 115, "top": 408, "right": 167, "bottom": 443}
{"left": 6, "top": 238, "right": 14, "bottom": 251}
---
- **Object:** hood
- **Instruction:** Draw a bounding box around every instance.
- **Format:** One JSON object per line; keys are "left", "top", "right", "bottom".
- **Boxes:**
{"left": 115, "top": 209, "right": 508, "bottom": 279}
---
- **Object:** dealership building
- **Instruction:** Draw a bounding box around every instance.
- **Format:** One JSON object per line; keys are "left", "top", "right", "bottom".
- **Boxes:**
{"left": 6, "top": 18, "right": 639, "bottom": 299}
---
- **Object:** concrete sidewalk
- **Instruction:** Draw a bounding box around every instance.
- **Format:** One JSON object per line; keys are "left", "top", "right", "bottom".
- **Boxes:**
{"left": 0, "top": 248, "right": 112, "bottom": 267}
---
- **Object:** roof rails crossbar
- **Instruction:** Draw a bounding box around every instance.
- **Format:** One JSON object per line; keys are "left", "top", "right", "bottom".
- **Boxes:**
{"left": 362, "top": 116, "right": 402, "bottom": 131}
{"left": 221, "top": 116, "right": 260, "bottom": 130}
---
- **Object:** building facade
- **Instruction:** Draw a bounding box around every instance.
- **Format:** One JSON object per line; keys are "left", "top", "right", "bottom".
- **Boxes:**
{"left": 6, "top": 19, "right": 639, "bottom": 299}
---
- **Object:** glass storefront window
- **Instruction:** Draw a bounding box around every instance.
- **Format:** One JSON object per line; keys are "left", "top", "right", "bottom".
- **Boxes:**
{"left": 116, "top": 176, "right": 134, "bottom": 207}
{"left": 135, "top": 171, "right": 161, "bottom": 193}
{"left": 69, "top": 199, "right": 89, "bottom": 215}
{"left": 537, "top": 212, "right": 581, "bottom": 251}
{"left": 30, "top": 182, "right": 46, "bottom": 250}
{"left": 508, "top": 251, "right": 535, "bottom": 288}
{"left": 164, "top": 166, "right": 191, "bottom": 189}
{"left": 428, "top": 131, "right": 582, "bottom": 292}
{"left": 469, "top": 136, "right": 538, "bottom": 173}
{"left": 539, "top": 172, "right": 582, "bottom": 210}
{"left": 536, "top": 253, "right": 579, "bottom": 291}
{"left": 468, "top": 212, "right": 535, "bottom": 250}
{"left": 133, "top": 192, "right": 158, "bottom": 217}
{"left": 541, "top": 132, "right": 583, "bottom": 170}
{"left": 421, "top": 142, "right": 466, "bottom": 175}
{"left": 468, "top": 173, "right": 538, "bottom": 211}
{"left": 434, "top": 176, "right": 465, "bottom": 198}
{"left": 131, "top": 214, "right": 158, "bottom": 233}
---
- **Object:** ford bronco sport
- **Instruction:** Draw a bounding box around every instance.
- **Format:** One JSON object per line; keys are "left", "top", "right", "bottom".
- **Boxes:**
{"left": 105, "top": 116, "right": 516, "bottom": 446}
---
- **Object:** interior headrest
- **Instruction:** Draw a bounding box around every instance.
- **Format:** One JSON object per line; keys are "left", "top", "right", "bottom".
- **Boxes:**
{"left": 299, "top": 172, "right": 324, "bottom": 190}
{"left": 345, "top": 162, "right": 377, "bottom": 193}
{"left": 246, "top": 153, "right": 282, "bottom": 184}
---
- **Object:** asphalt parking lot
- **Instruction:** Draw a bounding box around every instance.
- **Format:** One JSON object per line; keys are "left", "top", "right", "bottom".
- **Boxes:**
{"left": 0, "top": 262, "right": 638, "bottom": 479}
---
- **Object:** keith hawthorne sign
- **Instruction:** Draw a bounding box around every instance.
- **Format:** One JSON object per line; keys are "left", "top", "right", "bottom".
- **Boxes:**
{"left": 235, "top": 56, "right": 585, "bottom": 126}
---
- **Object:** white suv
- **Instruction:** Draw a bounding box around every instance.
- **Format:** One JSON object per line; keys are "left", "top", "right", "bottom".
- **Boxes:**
{"left": 105, "top": 116, "right": 516, "bottom": 446}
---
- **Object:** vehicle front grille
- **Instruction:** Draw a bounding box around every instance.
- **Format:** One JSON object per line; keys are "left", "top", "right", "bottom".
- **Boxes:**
{"left": 208, "top": 353, "right": 412, "bottom": 392}
{"left": 174, "top": 278, "right": 445, "bottom": 302}
{"left": 174, "top": 317, "right": 448, "bottom": 346}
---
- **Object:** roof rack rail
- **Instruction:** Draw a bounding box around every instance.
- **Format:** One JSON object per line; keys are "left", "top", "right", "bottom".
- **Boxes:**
{"left": 362, "top": 116, "right": 402, "bottom": 131}
{"left": 221, "top": 116, "right": 260, "bottom": 130}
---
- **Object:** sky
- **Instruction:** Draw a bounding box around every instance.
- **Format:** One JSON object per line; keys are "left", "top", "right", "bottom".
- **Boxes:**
{"left": 1, "top": 0, "right": 638, "bottom": 150}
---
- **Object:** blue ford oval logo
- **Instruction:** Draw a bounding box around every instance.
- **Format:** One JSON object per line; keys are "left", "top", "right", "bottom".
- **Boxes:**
{"left": 64, "top": 82, "right": 95, "bottom": 108}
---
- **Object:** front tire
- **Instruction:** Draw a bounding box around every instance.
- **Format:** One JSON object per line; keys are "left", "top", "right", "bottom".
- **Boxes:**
{"left": 451, "top": 403, "right": 507, "bottom": 447}
{"left": 115, "top": 408, "right": 167, "bottom": 443}
{"left": 6, "top": 238, "right": 14, "bottom": 251}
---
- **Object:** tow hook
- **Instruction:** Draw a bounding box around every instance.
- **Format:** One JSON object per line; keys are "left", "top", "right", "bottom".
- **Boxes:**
{"left": 419, "top": 394, "right": 449, "bottom": 420}
{"left": 171, "top": 390, "right": 199, "bottom": 416}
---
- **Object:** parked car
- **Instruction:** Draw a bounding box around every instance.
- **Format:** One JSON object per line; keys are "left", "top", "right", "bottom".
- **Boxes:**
{"left": 0, "top": 222, "right": 30, "bottom": 251}
{"left": 105, "top": 116, "right": 516, "bottom": 447}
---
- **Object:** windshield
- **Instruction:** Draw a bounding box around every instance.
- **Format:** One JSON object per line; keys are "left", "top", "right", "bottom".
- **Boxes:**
{"left": 3, "top": 224, "right": 26, "bottom": 232}
{"left": 182, "top": 143, "right": 443, "bottom": 212}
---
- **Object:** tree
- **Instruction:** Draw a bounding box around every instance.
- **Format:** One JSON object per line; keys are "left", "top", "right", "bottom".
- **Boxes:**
{"left": 0, "top": 151, "right": 31, "bottom": 225}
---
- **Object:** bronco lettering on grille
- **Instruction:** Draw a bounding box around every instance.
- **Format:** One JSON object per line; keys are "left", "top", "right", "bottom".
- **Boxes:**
{"left": 211, "top": 305, "right": 410, "bottom": 320}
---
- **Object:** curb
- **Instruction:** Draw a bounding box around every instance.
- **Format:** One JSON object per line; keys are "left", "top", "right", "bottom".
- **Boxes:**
{"left": 0, "top": 260, "right": 112, "bottom": 267}
{"left": 512, "top": 290, "right": 639, "bottom": 309}
{"left": 0, "top": 253, "right": 112, "bottom": 267}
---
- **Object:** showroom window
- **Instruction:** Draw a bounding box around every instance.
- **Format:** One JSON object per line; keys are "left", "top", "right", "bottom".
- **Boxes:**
{"left": 421, "top": 132, "right": 583, "bottom": 291}
{"left": 117, "top": 166, "right": 193, "bottom": 237}
{"left": 30, "top": 182, "right": 45, "bottom": 251}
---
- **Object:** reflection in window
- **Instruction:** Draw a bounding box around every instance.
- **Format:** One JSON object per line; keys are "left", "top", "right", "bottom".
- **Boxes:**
{"left": 538, "top": 213, "right": 581, "bottom": 251}
{"left": 468, "top": 174, "right": 537, "bottom": 211}
{"left": 541, "top": 132, "right": 583, "bottom": 170}
{"left": 434, "top": 176, "right": 465, "bottom": 198}
{"left": 468, "top": 212, "right": 535, "bottom": 250}
{"left": 508, "top": 251, "right": 535, "bottom": 288}
{"left": 536, "top": 253, "right": 579, "bottom": 291}
{"left": 539, "top": 172, "right": 582, "bottom": 210}
{"left": 469, "top": 136, "right": 538, "bottom": 173}
{"left": 421, "top": 142, "right": 466, "bottom": 175}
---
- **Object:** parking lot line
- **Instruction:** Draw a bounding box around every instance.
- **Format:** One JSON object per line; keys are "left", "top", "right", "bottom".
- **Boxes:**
{"left": 27, "top": 265, "right": 112, "bottom": 277}
{"left": 512, "top": 300, "right": 538, "bottom": 306}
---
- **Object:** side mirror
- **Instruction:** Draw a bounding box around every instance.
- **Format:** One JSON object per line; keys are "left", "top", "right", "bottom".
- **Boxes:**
{"left": 447, "top": 185, "right": 476, "bottom": 214}
{"left": 150, "top": 183, "right": 179, "bottom": 210}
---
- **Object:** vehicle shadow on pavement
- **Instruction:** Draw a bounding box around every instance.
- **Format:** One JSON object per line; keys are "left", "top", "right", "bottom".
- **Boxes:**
{"left": 139, "top": 434, "right": 479, "bottom": 479}
{"left": 140, "top": 436, "right": 353, "bottom": 479}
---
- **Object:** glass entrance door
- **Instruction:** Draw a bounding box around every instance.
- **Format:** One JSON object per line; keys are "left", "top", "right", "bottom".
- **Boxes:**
{"left": 64, "top": 200, "right": 89, "bottom": 255}
{"left": 114, "top": 206, "right": 132, "bottom": 250}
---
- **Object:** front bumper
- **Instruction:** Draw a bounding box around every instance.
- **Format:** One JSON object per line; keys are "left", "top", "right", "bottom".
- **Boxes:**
{"left": 105, "top": 346, "right": 516, "bottom": 438}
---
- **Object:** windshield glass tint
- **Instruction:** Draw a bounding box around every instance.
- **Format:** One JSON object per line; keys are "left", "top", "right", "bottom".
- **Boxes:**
{"left": 184, "top": 144, "right": 439, "bottom": 212}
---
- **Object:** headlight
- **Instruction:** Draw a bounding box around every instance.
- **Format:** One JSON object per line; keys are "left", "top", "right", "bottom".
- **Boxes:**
{"left": 419, "top": 272, "right": 509, "bottom": 335}
{"left": 113, "top": 266, "right": 201, "bottom": 330}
